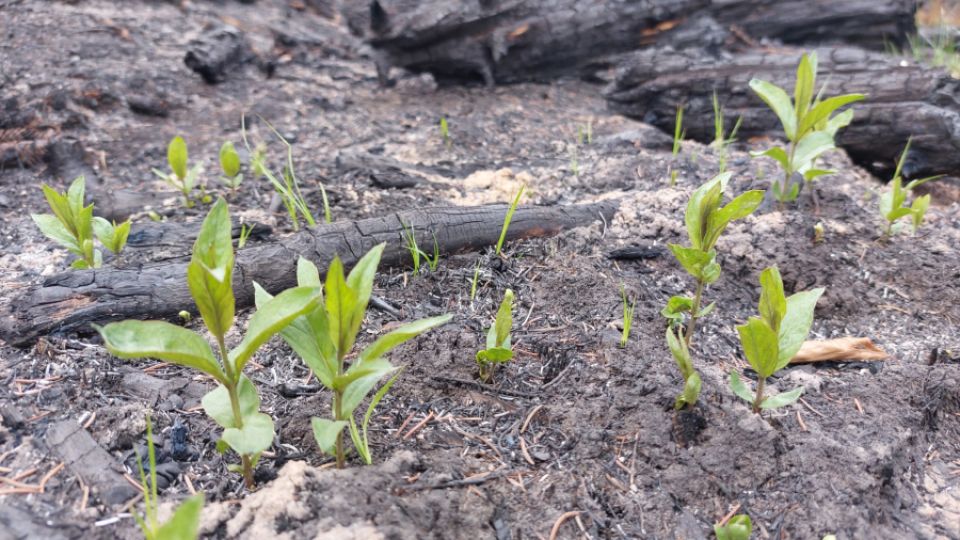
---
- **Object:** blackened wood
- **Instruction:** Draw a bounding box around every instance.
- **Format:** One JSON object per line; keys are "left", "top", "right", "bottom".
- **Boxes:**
{"left": 46, "top": 420, "right": 138, "bottom": 506}
{"left": 344, "top": 0, "right": 915, "bottom": 84}
{"left": 604, "top": 46, "right": 960, "bottom": 177}
{"left": 0, "top": 201, "right": 618, "bottom": 347}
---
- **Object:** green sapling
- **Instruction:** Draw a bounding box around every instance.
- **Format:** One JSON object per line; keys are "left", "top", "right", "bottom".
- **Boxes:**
{"left": 32, "top": 176, "right": 102, "bottom": 269}
{"left": 880, "top": 138, "right": 940, "bottom": 238}
{"left": 476, "top": 289, "right": 514, "bottom": 382}
{"left": 153, "top": 136, "right": 201, "bottom": 208}
{"left": 219, "top": 141, "right": 243, "bottom": 194}
{"left": 729, "top": 266, "right": 824, "bottom": 413}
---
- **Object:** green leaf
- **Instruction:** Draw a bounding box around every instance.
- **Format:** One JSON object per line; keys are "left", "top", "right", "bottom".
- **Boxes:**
{"left": 344, "top": 243, "right": 385, "bottom": 345}
{"left": 661, "top": 295, "right": 693, "bottom": 320}
{"left": 201, "top": 375, "right": 260, "bottom": 429}
{"left": 904, "top": 175, "right": 943, "bottom": 191}
{"left": 751, "top": 146, "right": 790, "bottom": 172}
{"left": 822, "top": 107, "right": 854, "bottom": 136}
{"left": 66, "top": 176, "right": 86, "bottom": 221}
{"left": 219, "top": 141, "right": 241, "bottom": 178}
{"left": 696, "top": 301, "right": 716, "bottom": 318}
{"left": 96, "top": 321, "right": 225, "bottom": 383}
{"left": 802, "top": 168, "right": 834, "bottom": 182}
{"left": 32, "top": 213, "right": 80, "bottom": 253}
{"left": 714, "top": 514, "right": 752, "bottom": 540}
{"left": 357, "top": 371, "right": 402, "bottom": 465}
{"left": 911, "top": 194, "right": 931, "bottom": 232}
{"left": 188, "top": 199, "right": 235, "bottom": 340}
{"left": 777, "top": 288, "right": 824, "bottom": 369}
{"left": 704, "top": 189, "right": 763, "bottom": 249}
{"left": 168, "top": 136, "right": 189, "bottom": 180}
{"left": 760, "top": 386, "right": 804, "bottom": 410}
{"left": 476, "top": 347, "right": 514, "bottom": 364}
{"left": 793, "top": 131, "right": 836, "bottom": 170}
{"left": 41, "top": 182, "right": 77, "bottom": 238}
{"left": 311, "top": 417, "right": 348, "bottom": 454}
{"left": 221, "top": 412, "right": 274, "bottom": 455}
{"left": 728, "top": 371, "right": 755, "bottom": 404}
{"left": 359, "top": 314, "right": 452, "bottom": 364}
{"left": 680, "top": 371, "right": 701, "bottom": 408}
{"left": 325, "top": 256, "right": 358, "bottom": 359}
{"left": 229, "top": 286, "right": 321, "bottom": 374}
{"left": 794, "top": 52, "right": 816, "bottom": 120}
{"left": 737, "top": 317, "right": 779, "bottom": 378}
{"left": 493, "top": 289, "right": 514, "bottom": 348}
{"left": 684, "top": 173, "right": 729, "bottom": 249}
{"left": 156, "top": 493, "right": 205, "bottom": 540}
{"left": 879, "top": 189, "right": 896, "bottom": 220}
{"left": 750, "top": 79, "right": 797, "bottom": 140}
{"left": 665, "top": 327, "right": 692, "bottom": 379}
{"left": 296, "top": 257, "right": 322, "bottom": 287}
{"left": 668, "top": 244, "right": 714, "bottom": 281}
{"left": 341, "top": 363, "right": 398, "bottom": 417}
{"left": 800, "top": 94, "right": 865, "bottom": 136}
{"left": 758, "top": 266, "right": 786, "bottom": 331}
{"left": 701, "top": 260, "right": 722, "bottom": 285}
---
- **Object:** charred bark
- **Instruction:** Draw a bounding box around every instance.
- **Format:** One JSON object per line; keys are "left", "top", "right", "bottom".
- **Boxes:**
{"left": 604, "top": 46, "right": 960, "bottom": 177}
{"left": 343, "top": 0, "right": 915, "bottom": 85}
{"left": 0, "top": 201, "right": 618, "bottom": 347}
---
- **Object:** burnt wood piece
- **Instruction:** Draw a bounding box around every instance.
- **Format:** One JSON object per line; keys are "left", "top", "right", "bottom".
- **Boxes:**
{"left": 708, "top": 0, "right": 915, "bottom": 51}
{"left": 0, "top": 201, "right": 618, "bottom": 347}
{"left": 604, "top": 46, "right": 960, "bottom": 178}
{"left": 46, "top": 420, "right": 138, "bottom": 506}
{"left": 344, "top": 0, "right": 915, "bottom": 85}
{"left": 184, "top": 25, "right": 252, "bottom": 84}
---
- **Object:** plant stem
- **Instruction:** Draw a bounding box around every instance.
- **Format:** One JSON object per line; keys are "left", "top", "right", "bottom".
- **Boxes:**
{"left": 334, "top": 389, "right": 345, "bottom": 468}
{"left": 218, "top": 338, "right": 255, "bottom": 489}
{"left": 752, "top": 377, "right": 766, "bottom": 413}
{"left": 684, "top": 278, "right": 705, "bottom": 348}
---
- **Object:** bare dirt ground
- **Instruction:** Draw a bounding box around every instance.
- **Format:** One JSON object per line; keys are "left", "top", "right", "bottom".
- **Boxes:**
{"left": 1, "top": 1, "right": 959, "bottom": 539}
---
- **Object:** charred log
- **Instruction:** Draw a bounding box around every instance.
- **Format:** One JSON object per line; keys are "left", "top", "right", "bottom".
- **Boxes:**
{"left": 604, "top": 46, "right": 960, "bottom": 178}
{"left": 0, "top": 201, "right": 618, "bottom": 347}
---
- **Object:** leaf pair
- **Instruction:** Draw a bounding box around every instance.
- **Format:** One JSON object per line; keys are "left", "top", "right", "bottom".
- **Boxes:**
{"left": 714, "top": 514, "right": 752, "bottom": 540}
{"left": 682, "top": 172, "right": 764, "bottom": 253}
{"left": 153, "top": 136, "right": 201, "bottom": 207}
{"left": 730, "top": 266, "right": 823, "bottom": 412}
{"left": 476, "top": 289, "right": 515, "bottom": 375}
{"left": 666, "top": 327, "right": 701, "bottom": 410}
{"left": 257, "top": 245, "right": 451, "bottom": 465}
{"left": 880, "top": 139, "right": 940, "bottom": 236}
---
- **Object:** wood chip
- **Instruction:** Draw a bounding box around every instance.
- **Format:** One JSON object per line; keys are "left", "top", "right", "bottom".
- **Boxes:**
{"left": 790, "top": 337, "right": 888, "bottom": 364}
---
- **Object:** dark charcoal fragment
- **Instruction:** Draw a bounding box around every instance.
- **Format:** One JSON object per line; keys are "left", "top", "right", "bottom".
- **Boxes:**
{"left": 184, "top": 25, "right": 251, "bottom": 84}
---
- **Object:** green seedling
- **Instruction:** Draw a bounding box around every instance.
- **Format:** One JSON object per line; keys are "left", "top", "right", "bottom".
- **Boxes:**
{"left": 92, "top": 217, "right": 131, "bottom": 260}
{"left": 476, "top": 289, "right": 514, "bottom": 382}
{"left": 32, "top": 176, "right": 102, "bottom": 269}
{"left": 729, "top": 266, "right": 824, "bottom": 413}
{"left": 577, "top": 120, "right": 592, "bottom": 146}
{"left": 255, "top": 245, "right": 451, "bottom": 468}
{"left": 880, "top": 138, "right": 940, "bottom": 238}
{"left": 424, "top": 232, "right": 440, "bottom": 272}
{"left": 134, "top": 415, "right": 204, "bottom": 540}
{"left": 712, "top": 91, "right": 742, "bottom": 175}
{"left": 670, "top": 104, "right": 685, "bottom": 186}
{"left": 812, "top": 221, "right": 825, "bottom": 244}
{"left": 237, "top": 223, "right": 252, "bottom": 249}
{"left": 219, "top": 141, "right": 243, "bottom": 194}
{"left": 97, "top": 199, "right": 321, "bottom": 488}
{"left": 469, "top": 260, "right": 482, "bottom": 301}
{"left": 714, "top": 514, "right": 752, "bottom": 540}
{"left": 663, "top": 172, "right": 764, "bottom": 347}
{"left": 750, "top": 52, "right": 865, "bottom": 206}
{"left": 153, "top": 136, "right": 201, "bottom": 208}
{"left": 620, "top": 284, "right": 636, "bottom": 348}
{"left": 440, "top": 116, "right": 451, "bottom": 148}
{"left": 666, "top": 326, "right": 701, "bottom": 410}
{"left": 401, "top": 222, "right": 422, "bottom": 276}
{"left": 496, "top": 184, "right": 526, "bottom": 256}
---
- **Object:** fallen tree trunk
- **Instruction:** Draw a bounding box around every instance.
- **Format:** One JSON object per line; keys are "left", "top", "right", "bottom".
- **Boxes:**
{"left": 344, "top": 0, "right": 915, "bottom": 84}
{"left": 604, "top": 46, "right": 960, "bottom": 177}
{"left": 0, "top": 201, "right": 618, "bottom": 347}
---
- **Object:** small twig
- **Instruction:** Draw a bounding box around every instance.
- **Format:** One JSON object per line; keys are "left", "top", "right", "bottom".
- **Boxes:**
{"left": 519, "top": 436, "right": 536, "bottom": 465}
{"left": 396, "top": 411, "right": 417, "bottom": 438}
{"left": 521, "top": 405, "right": 544, "bottom": 434}
{"left": 549, "top": 510, "right": 581, "bottom": 540}
{"left": 402, "top": 411, "right": 435, "bottom": 440}
{"left": 796, "top": 410, "right": 808, "bottom": 431}
{"left": 717, "top": 503, "right": 742, "bottom": 527}
{"left": 38, "top": 462, "right": 64, "bottom": 492}
{"left": 854, "top": 398, "right": 864, "bottom": 414}
{"left": 798, "top": 397, "right": 825, "bottom": 417}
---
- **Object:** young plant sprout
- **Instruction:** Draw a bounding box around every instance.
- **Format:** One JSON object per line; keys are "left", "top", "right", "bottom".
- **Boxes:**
{"left": 424, "top": 232, "right": 440, "bottom": 272}
{"left": 469, "top": 260, "right": 482, "bottom": 301}
{"left": 663, "top": 172, "right": 764, "bottom": 347}
{"left": 219, "top": 141, "right": 243, "bottom": 194}
{"left": 440, "top": 116, "right": 451, "bottom": 148}
{"left": 97, "top": 199, "right": 321, "bottom": 488}
{"left": 666, "top": 326, "right": 701, "bottom": 410}
{"left": 712, "top": 91, "right": 742, "bottom": 175}
{"left": 255, "top": 245, "right": 451, "bottom": 468}
{"left": 620, "top": 284, "right": 636, "bottom": 348}
{"left": 401, "top": 222, "right": 422, "bottom": 276}
{"left": 32, "top": 176, "right": 131, "bottom": 269}
{"left": 714, "top": 514, "right": 752, "bottom": 540}
{"left": 669, "top": 104, "right": 685, "bottom": 186}
{"left": 134, "top": 415, "right": 204, "bottom": 540}
{"left": 880, "top": 138, "right": 941, "bottom": 238}
{"left": 729, "top": 266, "right": 824, "bottom": 413}
{"left": 496, "top": 184, "right": 526, "bottom": 256}
{"left": 237, "top": 223, "right": 252, "bottom": 249}
{"left": 152, "top": 136, "right": 200, "bottom": 208}
{"left": 476, "top": 289, "right": 514, "bottom": 382}
{"left": 750, "top": 52, "right": 865, "bottom": 207}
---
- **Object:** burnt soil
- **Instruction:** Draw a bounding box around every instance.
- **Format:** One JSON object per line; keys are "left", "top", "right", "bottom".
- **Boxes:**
{"left": 1, "top": 2, "right": 960, "bottom": 539}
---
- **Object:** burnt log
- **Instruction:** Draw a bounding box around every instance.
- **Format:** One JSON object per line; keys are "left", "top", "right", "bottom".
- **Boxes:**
{"left": 604, "top": 46, "right": 960, "bottom": 178}
{"left": 184, "top": 25, "right": 252, "bottom": 84}
{"left": 0, "top": 201, "right": 618, "bottom": 347}
{"left": 344, "top": 0, "right": 915, "bottom": 85}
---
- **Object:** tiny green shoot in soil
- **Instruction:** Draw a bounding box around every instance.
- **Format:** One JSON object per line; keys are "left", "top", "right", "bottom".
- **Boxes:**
{"left": 496, "top": 185, "right": 526, "bottom": 256}
{"left": 880, "top": 138, "right": 940, "bottom": 238}
{"left": 620, "top": 284, "right": 636, "bottom": 348}
{"left": 476, "top": 288, "right": 514, "bottom": 382}
{"left": 670, "top": 104, "right": 685, "bottom": 186}
{"left": 714, "top": 514, "right": 752, "bottom": 540}
{"left": 219, "top": 141, "right": 243, "bottom": 195}
{"left": 152, "top": 136, "right": 201, "bottom": 208}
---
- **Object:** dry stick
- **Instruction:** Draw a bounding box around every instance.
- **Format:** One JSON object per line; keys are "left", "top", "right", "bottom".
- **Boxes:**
{"left": 717, "top": 503, "right": 742, "bottom": 527}
{"left": 796, "top": 410, "right": 808, "bottom": 431}
{"left": 402, "top": 411, "right": 435, "bottom": 440}
{"left": 521, "top": 404, "right": 544, "bottom": 434}
{"left": 549, "top": 511, "right": 581, "bottom": 540}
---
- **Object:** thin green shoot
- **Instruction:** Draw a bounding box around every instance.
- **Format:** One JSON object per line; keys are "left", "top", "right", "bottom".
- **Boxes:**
{"left": 423, "top": 232, "right": 440, "bottom": 272}
{"left": 469, "top": 260, "right": 481, "bottom": 301}
{"left": 620, "top": 284, "right": 636, "bottom": 349}
{"left": 712, "top": 91, "right": 742, "bottom": 175}
{"left": 670, "top": 105, "right": 685, "bottom": 185}
{"left": 401, "top": 221, "right": 421, "bottom": 276}
{"left": 440, "top": 116, "right": 451, "bottom": 148}
{"left": 496, "top": 184, "right": 526, "bottom": 256}
{"left": 237, "top": 223, "right": 252, "bottom": 249}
